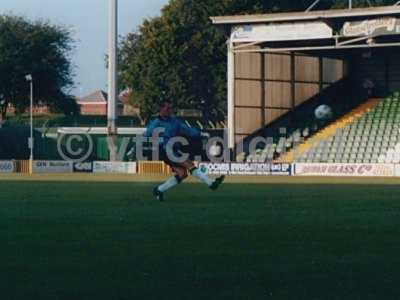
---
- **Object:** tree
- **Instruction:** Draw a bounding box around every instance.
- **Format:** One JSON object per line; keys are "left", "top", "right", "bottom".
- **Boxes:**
{"left": 120, "top": 0, "right": 397, "bottom": 122}
{"left": 0, "top": 14, "right": 77, "bottom": 120}
{"left": 120, "top": 1, "right": 230, "bottom": 121}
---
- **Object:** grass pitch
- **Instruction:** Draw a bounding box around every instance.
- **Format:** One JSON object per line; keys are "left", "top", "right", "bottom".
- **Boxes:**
{"left": 1, "top": 174, "right": 400, "bottom": 300}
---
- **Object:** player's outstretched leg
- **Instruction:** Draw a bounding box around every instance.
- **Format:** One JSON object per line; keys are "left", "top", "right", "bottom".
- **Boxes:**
{"left": 153, "top": 168, "right": 187, "bottom": 201}
{"left": 153, "top": 175, "right": 181, "bottom": 201}
{"left": 209, "top": 175, "right": 225, "bottom": 191}
{"left": 190, "top": 167, "right": 225, "bottom": 191}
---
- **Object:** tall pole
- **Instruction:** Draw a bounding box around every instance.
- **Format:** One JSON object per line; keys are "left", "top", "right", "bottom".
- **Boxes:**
{"left": 25, "top": 74, "right": 34, "bottom": 174}
{"left": 30, "top": 79, "right": 33, "bottom": 174}
{"left": 107, "top": 0, "right": 118, "bottom": 161}
{"left": 349, "top": 0, "right": 352, "bottom": 9}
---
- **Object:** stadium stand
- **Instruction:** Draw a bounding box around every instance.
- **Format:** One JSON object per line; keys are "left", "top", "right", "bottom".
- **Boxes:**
{"left": 243, "top": 91, "right": 400, "bottom": 164}
{"left": 240, "top": 79, "right": 362, "bottom": 163}
{"left": 279, "top": 92, "right": 400, "bottom": 163}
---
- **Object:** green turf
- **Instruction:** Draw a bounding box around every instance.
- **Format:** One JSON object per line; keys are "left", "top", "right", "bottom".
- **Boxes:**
{"left": 1, "top": 175, "right": 400, "bottom": 300}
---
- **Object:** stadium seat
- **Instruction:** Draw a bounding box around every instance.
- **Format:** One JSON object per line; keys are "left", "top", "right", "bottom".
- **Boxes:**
{"left": 289, "top": 92, "right": 400, "bottom": 163}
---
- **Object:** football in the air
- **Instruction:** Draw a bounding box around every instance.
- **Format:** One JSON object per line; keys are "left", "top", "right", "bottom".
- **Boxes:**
{"left": 314, "top": 104, "right": 333, "bottom": 120}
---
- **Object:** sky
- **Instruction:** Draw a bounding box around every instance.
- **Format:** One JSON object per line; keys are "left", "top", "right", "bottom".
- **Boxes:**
{"left": 0, "top": 0, "right": 169, "bottom": 97}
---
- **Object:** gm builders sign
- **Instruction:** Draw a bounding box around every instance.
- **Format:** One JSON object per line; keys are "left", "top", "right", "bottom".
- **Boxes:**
{"left": 341, "top": 18, "right": 400, "bottom": 37}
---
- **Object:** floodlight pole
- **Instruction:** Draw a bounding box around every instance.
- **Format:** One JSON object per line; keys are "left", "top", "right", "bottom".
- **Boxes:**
{"left": 25, "top": 74, "right": 33, "bottom": 174}
{"left": 107, "top": 0, "right": 118, "bottom": 161}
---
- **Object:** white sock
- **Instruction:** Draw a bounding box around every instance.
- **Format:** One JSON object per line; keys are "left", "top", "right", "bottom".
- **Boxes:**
{"left": 191, "top": 168, "right": 213, "bottom": 187}
{"left": 158, "top": 176, "right": 179, "bottom": 193}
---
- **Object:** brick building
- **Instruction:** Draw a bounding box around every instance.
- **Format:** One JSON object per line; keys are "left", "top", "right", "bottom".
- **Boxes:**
{"left": 77, "top": 90, "right": 124, "bottom": 116}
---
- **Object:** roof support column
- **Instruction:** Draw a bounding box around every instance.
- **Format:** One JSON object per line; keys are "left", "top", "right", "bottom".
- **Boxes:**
{"left": 261, "top": 52, "right": 266, "bottom": 128}
{"left": 319, "top": 56, "right": 323, "bottom": 92}
{"left": 290, "top": 52, "right": 295, "bottom": 112}
{"left": 227, "top": 39, "right": 235, "bottom": 150}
